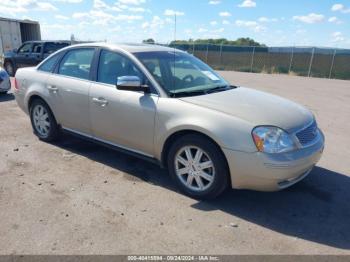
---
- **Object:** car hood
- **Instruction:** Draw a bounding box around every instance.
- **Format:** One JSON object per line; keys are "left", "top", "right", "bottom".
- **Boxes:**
{"left": 3, "top": 51, "right": 15, "bottom": 58}
{"left": 179, "top": 87, "right": 313, "bottom": 133}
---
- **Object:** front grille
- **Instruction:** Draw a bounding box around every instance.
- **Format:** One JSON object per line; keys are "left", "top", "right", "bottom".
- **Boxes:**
{"left": 296, "top": 121, "right": 319, "bottom": 146}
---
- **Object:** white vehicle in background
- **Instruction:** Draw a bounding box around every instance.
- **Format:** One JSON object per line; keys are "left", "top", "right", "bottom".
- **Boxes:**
{"left": 0, "top": 67, "right": 11, "bottom": 94}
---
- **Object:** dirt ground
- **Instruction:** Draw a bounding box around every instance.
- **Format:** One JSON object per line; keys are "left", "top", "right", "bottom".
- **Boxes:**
{"left": 0, "top": 71, "right": 349, "bottom": 255}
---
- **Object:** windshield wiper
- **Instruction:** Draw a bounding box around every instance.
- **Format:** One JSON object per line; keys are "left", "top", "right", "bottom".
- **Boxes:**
{"left": 206, "top": 85, "right": 235, "bottom": 94}
{"left": 169, "top": 85, "right": 237, "bottom": 98}
{"left": 169, "top": 90, "right": 207, "bottom": 98}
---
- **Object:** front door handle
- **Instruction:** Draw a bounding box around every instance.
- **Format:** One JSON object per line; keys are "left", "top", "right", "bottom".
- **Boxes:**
{"left": 47, "top": 85, "right": 58, "bottom": 92}
{"left": 92, "top": 97, "right": 108, "bottom": 107}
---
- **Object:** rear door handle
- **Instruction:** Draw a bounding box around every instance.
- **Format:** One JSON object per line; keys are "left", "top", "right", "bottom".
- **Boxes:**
{"left": 47, "top": 85, "right": 58, "bottom": 92}
{"left": 92, "top": 97, "right": 108, "bottom": 107}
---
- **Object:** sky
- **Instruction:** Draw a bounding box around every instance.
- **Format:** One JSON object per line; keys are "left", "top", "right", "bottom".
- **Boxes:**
{"left": 1, "top": 0, "right": 350, "bottom": 48}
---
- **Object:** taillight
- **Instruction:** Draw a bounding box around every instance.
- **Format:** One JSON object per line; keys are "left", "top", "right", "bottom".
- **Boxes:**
{"left": 13, "top": 78, "right": 19, "bottom": 91}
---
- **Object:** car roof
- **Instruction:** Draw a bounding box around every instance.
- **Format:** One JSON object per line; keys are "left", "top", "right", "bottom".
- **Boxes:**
{"left": 66, "top": 42, "right": 185, "bottom": 54}
{"left": 23, "top": 40, "right": 71, "bottom": 44}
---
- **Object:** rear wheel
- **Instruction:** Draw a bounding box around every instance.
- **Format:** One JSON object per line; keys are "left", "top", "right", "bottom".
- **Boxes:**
{"left": 167, "top": 134, "right": 229, "bottom": 199}
{"left": 30, "top": 99, "right": 60, "bottom": 142}
{"left": 4, "top": 61, "right": 15, "bottom": 77}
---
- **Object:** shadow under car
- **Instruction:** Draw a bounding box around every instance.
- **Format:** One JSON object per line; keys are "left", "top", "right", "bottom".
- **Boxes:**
{"left": 52, "top": 133, "right": 350, "bottom": 250}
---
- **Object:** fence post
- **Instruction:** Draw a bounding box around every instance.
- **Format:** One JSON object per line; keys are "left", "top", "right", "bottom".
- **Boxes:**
{"left": 308, "top": 47, "right": 315, "bottom": 77}
{"left": 219, "top": 42, "right": 223, "bottom": 68}
{"left": 329, "top": 49, "right": 337, "bottom": 79}
{"left": 289, "top": 46, "right": 294, "bottom": 73}
{"left": 205, "top": 43, "right": 209, "bottom": 63}
{"left": 250, "top": 46, "right": 256, "bottom": 73}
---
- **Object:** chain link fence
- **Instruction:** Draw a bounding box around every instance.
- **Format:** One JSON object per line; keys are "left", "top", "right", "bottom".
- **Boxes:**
{"left": 168, "top": 43, "right": 350, "bottom": 80}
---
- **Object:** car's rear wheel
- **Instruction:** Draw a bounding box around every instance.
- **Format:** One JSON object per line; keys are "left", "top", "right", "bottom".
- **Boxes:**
{"left": 4, "top": 61, "right": 15, "bottom": 77}
{"left": 30, "top": 99, "right": 60, "bottom": 142}
{"left": 167, "top": 134, "right": 229, "bottom": 199}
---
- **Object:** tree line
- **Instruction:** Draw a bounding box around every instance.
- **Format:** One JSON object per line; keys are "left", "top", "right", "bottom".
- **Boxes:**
{"left": 142, "top": 37, "right": 266, "bottom": 47}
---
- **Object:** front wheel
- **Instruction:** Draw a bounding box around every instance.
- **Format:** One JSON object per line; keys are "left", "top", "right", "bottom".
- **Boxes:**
{"left": 30, "top": 99, "right": 60, "bottom": 142}
{"left": 167, "top": 134, "right": 229, "bottom": 199}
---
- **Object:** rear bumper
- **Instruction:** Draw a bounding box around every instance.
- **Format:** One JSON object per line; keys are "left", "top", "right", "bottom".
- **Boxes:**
{"left": 223, "top": 130, "right": 325, "bottom": 191}
{"left": 14, "top": 89, "right": 28, "bottom": 114}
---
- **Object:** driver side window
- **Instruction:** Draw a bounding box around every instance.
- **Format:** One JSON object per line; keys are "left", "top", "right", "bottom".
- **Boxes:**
{"left": 18, "top": 43, "right": 32, "bottom": 54}
{"left": 97, "top": 50, "right": 145, "bottom": 85}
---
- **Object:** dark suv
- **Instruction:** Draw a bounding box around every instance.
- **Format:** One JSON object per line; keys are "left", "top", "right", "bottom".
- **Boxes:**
{"left": 3, "top": 41, "right": 70, "bottom": 76}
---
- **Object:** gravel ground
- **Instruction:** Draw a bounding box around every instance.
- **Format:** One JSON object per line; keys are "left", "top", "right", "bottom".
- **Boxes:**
{"left": 0, "top": 71, "right": 349, "bottom": 255}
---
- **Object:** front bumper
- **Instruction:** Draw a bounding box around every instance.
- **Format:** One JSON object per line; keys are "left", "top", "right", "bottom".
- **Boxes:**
{"left": 223, "top": 130, "right": 325, "bottom": 191}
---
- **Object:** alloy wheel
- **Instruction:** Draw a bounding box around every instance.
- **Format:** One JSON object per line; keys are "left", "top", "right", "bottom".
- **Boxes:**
{"left": 174, "top": 146, "right": 215, "bottom": 192}
{"left": 32, "top": 105, "right": 51, "bottom": 137}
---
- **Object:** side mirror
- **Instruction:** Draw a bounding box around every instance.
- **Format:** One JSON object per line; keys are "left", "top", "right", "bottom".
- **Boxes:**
{"left": 13, "top": 48, "right": 18, "bottom": 53}
{"left": 116, "top": 76, "right": 150, "bottom": 93}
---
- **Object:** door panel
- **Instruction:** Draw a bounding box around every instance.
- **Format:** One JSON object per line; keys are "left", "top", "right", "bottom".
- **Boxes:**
{"left": 46, "top": 75, "right": 91, "bottom": 134}
{"left": 89, "top": 83, "right": 158, "bottom": 156}
{"left": 16, "top": 43, "right": 33, "bottom": 67}
{"left": 29, "top": 43, "right": 43, "bottom": 66}
{"left": 45, "top": 48, "right": 95, "bottom": 134}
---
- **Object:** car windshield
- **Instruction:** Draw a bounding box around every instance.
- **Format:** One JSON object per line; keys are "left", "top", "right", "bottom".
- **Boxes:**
{"left": 134, "top": 51, "right": 231, "bottom": 97}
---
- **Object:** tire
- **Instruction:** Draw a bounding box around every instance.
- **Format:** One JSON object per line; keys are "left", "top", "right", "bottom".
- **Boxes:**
{"left": 4, "top": 61, "right": 15, "bottom": 77}
{"left": 30, "top": 99, "right": 60, "bottom": 142}
{"left": 167, "top": 134, "right": 229, "bottom": 199}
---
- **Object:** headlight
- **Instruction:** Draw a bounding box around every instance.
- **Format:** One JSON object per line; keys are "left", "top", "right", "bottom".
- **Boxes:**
{"left": 252, "top": 126, "right": 297, "bottom": 153}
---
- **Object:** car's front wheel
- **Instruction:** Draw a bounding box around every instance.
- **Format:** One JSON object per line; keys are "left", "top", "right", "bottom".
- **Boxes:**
{"left": 167, "top": 134, "right": 229, "bottom": 199}
{"left": 30, "top": 99, "right": 60, "bottom": 142}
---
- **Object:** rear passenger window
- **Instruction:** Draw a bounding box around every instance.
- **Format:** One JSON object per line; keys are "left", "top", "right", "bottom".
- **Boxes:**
{"left": 44, "top": 42, "right": 70, "bottom": 54}
{"left": 32, "top": 43, "right": 42, "bottom": 54}
{"left": 38, "top": 54, "right": 60, "bottom": 73}
{"left": 58, "top": 49, "right": 95, "bottom": 80}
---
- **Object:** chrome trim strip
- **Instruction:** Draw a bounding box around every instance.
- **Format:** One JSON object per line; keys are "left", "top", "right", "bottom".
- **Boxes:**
{"left": 263, "top": 163, "right": 292, "bottom": 169}
{"left": 62, "top": 127, "right": 154, "bottom": 158}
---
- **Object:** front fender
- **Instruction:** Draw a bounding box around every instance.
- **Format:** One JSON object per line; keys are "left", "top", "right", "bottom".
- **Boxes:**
{"left": 154, "top": 98, "right": 257, "bottom": 160}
